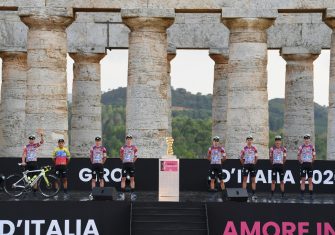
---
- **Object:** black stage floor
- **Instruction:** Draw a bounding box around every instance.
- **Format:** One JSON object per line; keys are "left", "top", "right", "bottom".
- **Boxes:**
{"left": 0, "top": 189, "right": 334, "bottom": 204}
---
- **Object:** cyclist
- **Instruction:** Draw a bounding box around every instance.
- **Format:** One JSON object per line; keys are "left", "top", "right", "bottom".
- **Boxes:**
{"left": 52, "top": 139, "right": 71, "bottom": 198}
{"left": 119, "top": 134, "right": 138, "bottom": 201}
{"left": 269, "top": 135, "right": 287, "bottom": 199}
{"left": 90, "top": 136, "right": 107, "bottom": 189}
{"left": 21, "top": 132, "right": 44, "bottom": 195}
{"left": 240, "top": 135, "right": 258, "bottom": 200}
{"left": 207, "top": 136, "right": 227, "bottom": 191}
{"left": 298, "top": 134, "right": 316, "bottom": 200}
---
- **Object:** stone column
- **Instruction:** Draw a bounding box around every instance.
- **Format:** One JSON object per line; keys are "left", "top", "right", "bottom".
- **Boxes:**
{"left": 324, "top": 10, "right": 335, "bottom": 160}
{"left": 167, "top": 47, "right": 176, "bottom": 136}
{"left": 0, "top": 52, "right": 27, "bottom": 157}
{"left": 19, "top": 7, "right": 73, "bottom": 157}
{"left": 209, "top": 48, "right": 229, "bottom": 146}
{"left": 222, "top": 9, "right": 277, "bottom": 159}
{"left": 280, "top": 47, "right": 320, "bottom": 159}
{"left": 69, "top": 53, "right": 105, "bottom": 158}
{"left": 121, "top": 8, "right": 175, "bottom": 158}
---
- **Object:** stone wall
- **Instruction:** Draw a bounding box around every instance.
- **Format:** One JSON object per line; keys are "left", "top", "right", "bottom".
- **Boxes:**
{"left": 1, "top": 0, "right": 334, "bottom": 11}
{"left": 0, "top": 11, "right": 332, "bottom": 52}
{"left": 0, "top": 3, "right": 334, "bottom": 158}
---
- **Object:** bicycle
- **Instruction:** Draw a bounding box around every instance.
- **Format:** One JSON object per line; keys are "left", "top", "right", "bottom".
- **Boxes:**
{"left": 4, "top": 163, "right": 60, "bottom": 198}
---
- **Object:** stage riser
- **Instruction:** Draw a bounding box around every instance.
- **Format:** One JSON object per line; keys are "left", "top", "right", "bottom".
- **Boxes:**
{"left": 0, "top": 201, "right": 130, "bottom": 235}
{"left": 132, "top": 215, "right": 206, "bottom": 223}
{"left": 0, "top": 201, "right": 334, "bottom": 235}
{"left": 132, "top": 208, "right": 204, "bottom": 215}
{"left": 132, "top": 230, "right": 207, "bottom": 235}
{"left": 132, "top": 223, "right": 207, "bottom": 230}
{"left": 207, "top": 202, "right": 335, "bottom": 235}
{"left": 131, "top": 203, "right": 208, "bottom": 234}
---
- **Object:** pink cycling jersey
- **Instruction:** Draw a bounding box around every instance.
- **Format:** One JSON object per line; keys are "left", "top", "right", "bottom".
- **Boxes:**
{"left": 90, "top": 145, "right": 107, "bottom": 164}
{"left": 120, "top": 145, "right": 138, "bottom": 163}
{"left": 298, "top": 144, "right": 315, "bottom": 163}
{"left": 240, "top": 145, "right": 258, "bottom": 164}
{"left": 23, "top": 143, "right": 42, "bottom": 162}
{"left": 208, "top": 146, "right": 226, "bottom": 164}
{"left": 269, "top": 146, "right": 287, "bottom": 164}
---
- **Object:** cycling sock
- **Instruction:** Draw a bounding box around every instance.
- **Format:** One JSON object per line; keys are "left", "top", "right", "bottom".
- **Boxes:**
{"left": 281, "top": 191, "right": 285, "bottom": 197}
{"left": 131, "top": 188, "right": 135, "bottom": 193}
{"left": 63, "top": 188, "right": 68, "bottom": 193}
{"left": 271, "top": 190, "right": 274, "bottom": 196}
{"left": 300, "top": 190, "right": 304, "bottom": 196}
{"left": 33, "top": 188, "right": 37, "bottom": 193}
{"left": 309, "top": 190, "right": 313, "bottom": 195}
{"left": 121, "top": 188, "right": 125, "bottom": 193}
{"left": 252, "top": 190, "right": 256, "bottom": 195}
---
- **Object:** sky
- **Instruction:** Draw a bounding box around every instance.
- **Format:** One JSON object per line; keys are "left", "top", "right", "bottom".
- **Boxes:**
{"left": 0, "top": 49, "right": 330, "bottom": 106}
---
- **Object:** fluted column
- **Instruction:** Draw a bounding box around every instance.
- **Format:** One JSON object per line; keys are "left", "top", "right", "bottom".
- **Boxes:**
{"left": 121, "top": 8, "right": 175, "bottom": 158}
{"left": 167, "top": 47, "right": 176, "bottom": 136}
{"left": 0, "top": 52, "right": 27, "bottom": 157}
{"left": 222, "top": 9, "right": 277, "bottom": 159}
{"left": 209, "top": 48, "right": 229, "bottom": 145}
{"left": 19, "top": 7, "right": 73, "bottom": 157}
{"left": 69, "top": 53, "right": 105, "bottom": 158}
{"left": 324, "top": 10, "right": 335, "bottom": 160}
{"left": 280, "top": 47, "right": 320, "bottom": 159}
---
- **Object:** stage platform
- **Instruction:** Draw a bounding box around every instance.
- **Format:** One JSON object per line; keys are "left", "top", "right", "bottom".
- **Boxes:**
{"left": 1, "top": 190, "right": 334, "bottom": 234}
{"left": 1, "top": 158, "right": 334, "bottom": 234}
{"left": 0, "top": 190, "right": 334, "bottom": 204}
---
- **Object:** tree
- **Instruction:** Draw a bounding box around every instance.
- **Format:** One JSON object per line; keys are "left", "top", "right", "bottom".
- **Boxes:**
{"left": 67, "top": 88, "right": 329, "bottom": 159}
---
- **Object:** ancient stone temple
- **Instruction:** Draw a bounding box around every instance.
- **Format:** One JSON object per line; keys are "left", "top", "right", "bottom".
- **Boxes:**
{"left": 0, "top": 1, "right": 334, "bottom": 159}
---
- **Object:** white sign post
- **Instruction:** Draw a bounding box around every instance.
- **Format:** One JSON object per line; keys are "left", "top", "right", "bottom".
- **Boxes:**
{"left": 158, "top": 137, "right": 179, "bottom": 201}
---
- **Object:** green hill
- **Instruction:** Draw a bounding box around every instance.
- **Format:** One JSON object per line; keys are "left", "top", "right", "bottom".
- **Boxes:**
{"left": 268, "top": 98, "right": 327, "bottom": 159}
{"left": 269, "top": 98, "right": 328, "bottom": 133}
{"left": 100, "top": 87, "right": 328, "bottom": 159}
{"left": 101, "top": 87, "right": 212, "bottom": 111}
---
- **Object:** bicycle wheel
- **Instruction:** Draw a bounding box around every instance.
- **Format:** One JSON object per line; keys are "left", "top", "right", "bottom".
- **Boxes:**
{"left": 4, "top": 174, "right": 25, "bottom": 197}
{"left": 38, "top": 174, "right": 60, "bottom": 197}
